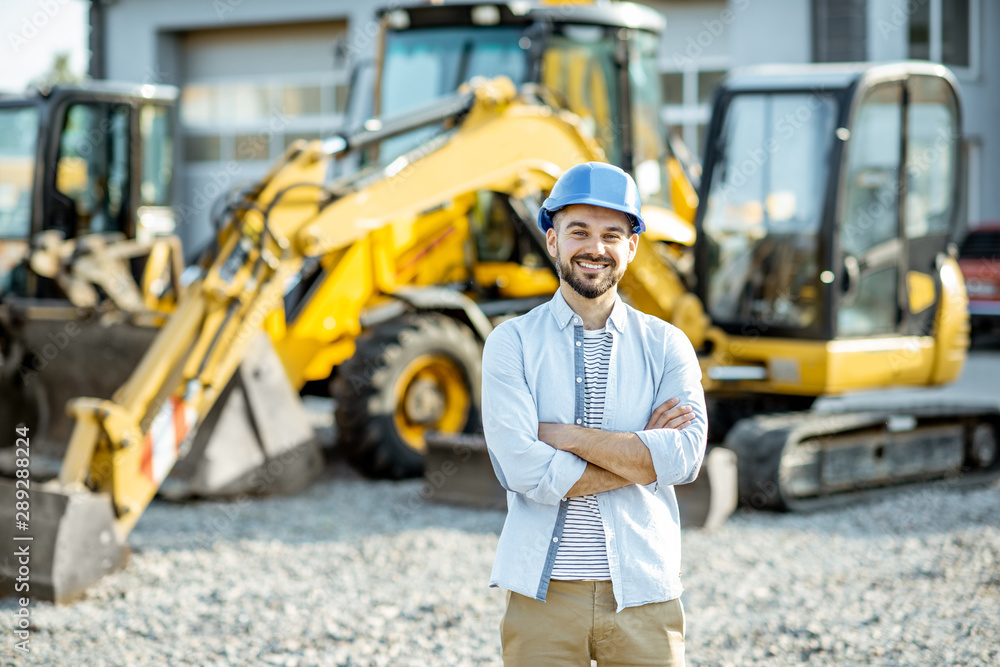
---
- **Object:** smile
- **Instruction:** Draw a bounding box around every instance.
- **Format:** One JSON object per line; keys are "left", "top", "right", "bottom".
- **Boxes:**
{"left": 576, "top": 261, "right": 609, "bottom": 270}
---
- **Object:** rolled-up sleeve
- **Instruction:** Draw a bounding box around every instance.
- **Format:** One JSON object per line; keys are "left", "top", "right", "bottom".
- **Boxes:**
{"left": 482, "top": 324, "right": 587, "bottom": 505}
{"left": 634, "top": 328, "right": 707, "bottom": 488}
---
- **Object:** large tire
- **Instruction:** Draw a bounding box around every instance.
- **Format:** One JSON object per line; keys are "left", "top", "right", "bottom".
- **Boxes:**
{"left": 331, "top": 313, "right": 482, "bottom": 479}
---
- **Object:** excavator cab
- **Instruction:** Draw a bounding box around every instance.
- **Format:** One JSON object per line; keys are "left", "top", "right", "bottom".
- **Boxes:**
{"left": 697, "top": 63, "right": 966, "bottom": 398}
{"left": 371, "top": 1, "right": 678, "bottom": 214}
{"left": 0, "top": 84, "right": 178, "bottom": 297}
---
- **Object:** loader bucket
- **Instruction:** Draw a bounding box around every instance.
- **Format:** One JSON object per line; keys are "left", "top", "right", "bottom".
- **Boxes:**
{"left": 0, "top": 304, "right": 158, "bottom": 454}
{"left": 424, "top": 432, "right": 507, "bottom": 509}
{"left": 0, "top": 482, "right": 127, "bottom": 604}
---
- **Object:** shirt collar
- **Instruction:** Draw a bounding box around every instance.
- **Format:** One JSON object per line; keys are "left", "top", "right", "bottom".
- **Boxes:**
{"left": 548, "top": 288, "right": 628, "bottom": 333}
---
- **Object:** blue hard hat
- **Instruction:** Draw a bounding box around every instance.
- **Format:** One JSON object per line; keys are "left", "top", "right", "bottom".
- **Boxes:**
{"left": 537, "top": 162, "right": 645, "bottom": 234}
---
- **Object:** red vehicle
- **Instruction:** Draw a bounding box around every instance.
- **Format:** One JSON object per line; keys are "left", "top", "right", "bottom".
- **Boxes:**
{"left": 959, "top": 222, "right": 1000, "bottom": 337}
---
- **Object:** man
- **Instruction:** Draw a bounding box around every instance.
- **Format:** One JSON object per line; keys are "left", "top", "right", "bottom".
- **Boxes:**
{"left": 482, "top": 162, "right": 707, "bottom": 665}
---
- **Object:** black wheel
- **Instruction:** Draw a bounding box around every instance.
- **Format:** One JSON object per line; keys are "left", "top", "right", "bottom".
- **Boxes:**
{"left": 331, "top": 313, "right": 482, "bottom": 479}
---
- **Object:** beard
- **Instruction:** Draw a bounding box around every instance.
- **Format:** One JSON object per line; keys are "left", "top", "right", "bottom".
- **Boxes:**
{"left": 555, "top": 247, "right": 626, "bottom": 299}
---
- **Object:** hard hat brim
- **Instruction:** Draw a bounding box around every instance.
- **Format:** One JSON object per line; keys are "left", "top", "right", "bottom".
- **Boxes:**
{"left": 538, "top": 198, "right": 645, "bottom": 235}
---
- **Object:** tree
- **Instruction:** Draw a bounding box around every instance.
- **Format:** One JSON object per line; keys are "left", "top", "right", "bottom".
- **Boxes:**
{"left": 31, "top": 52, "right": 83, "bottom": 88}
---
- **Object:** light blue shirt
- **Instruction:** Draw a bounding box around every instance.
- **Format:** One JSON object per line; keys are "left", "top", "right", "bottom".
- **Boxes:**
{"left": 482, "top": 289, "right": 707, "bottom": 612}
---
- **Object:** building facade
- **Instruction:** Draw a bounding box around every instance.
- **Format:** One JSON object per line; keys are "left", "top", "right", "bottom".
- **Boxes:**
{"left": 92, "top": 0, "right": 998, "bottom": 252}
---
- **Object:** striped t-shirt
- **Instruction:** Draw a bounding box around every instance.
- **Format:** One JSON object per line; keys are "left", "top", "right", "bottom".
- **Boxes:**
{"left": 551, "top": 326, "right": 613, "bottom": 580}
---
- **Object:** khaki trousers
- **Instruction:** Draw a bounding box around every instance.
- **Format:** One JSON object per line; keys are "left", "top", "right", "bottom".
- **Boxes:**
{"left": 500, "top": 580, "right": 685, "bottom": 666}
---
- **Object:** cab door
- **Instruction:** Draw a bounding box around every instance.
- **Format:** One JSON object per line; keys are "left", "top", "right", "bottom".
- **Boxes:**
{"left": 836, "top": 81, "right": 905, "bottom": 339}
{"left": 0, "top": 103, "right": 40, "bottom": 294}
{"left": 901, "top": 75, "right": 960, "bottom": 337}
{"left": 47, "top": 100, "right": 132, "bottom": 240}
{"left": 834, "top": 71, "right": 962, "bottom": 385}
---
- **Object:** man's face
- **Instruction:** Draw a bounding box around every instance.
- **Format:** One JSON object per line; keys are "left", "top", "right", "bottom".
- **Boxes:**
{"left": 545, "top": 204, "right": 638, "bottom": 299}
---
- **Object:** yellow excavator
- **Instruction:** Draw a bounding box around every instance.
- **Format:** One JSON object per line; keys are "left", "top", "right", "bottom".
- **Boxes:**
{"left": 691, "top": 60, "right": 1000, "bottom": 512}
{"left": 1, "top": 1, "right": 997, "bottom": 603}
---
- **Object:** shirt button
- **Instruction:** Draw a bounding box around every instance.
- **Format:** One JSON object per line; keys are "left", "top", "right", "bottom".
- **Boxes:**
{"left": 574, "top": 318, "right": 580, "bottom": 324}
{"left": 553, "top": 537, "right": 559, "bottom": 543}
{"left": 576, "top": 341, "right": 581, "bottom": 347}
{"left": 576, "top": 377, "right": 582, "bottom": 383}
{"left": 576, "top": 419, "right": 582, "bottom": 424}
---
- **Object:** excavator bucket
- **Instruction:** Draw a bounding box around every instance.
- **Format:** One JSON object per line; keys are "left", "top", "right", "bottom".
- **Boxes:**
{"left": 673, "top": 446, "right": 738, "bottom": 530}
{"left": 0, "top": 485, "right": 127, "bottom": 604}
{"left": 0, "top": 334, "right": 322, "bottom": 603}
{"left": 424, "top": 432, "right": 507, "bottom": 510}
{"left": 161, "top": 333, "right": 324, "bottom": 499}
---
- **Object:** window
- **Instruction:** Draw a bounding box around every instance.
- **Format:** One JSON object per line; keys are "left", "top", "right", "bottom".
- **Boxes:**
{"left": 905, "top": 76, "right": 958, "bottom": 239}
{"left": 660, "top": 65, "right": 728, "bottom": 156}
{"left": 701, "top": 92, "right": 838, "bottom": 333}
{"left": 908, "top": 0, "right": 978, "bottom": 76}
{"left": 696, "top": 70, "right": 726, "bottom": 104}
{"left": 140, "top": 104, "right": 173, "bottom": 207}
{"left": 630, "top": 31, "right": 670, "bottom": 205}
{"left": 235, "top": 133, "right": 270, "bottom": 161}
{"left": 184, "top": 135, "right": 221, "bottom": 163}
{"left": 543, "top": 26, "right": 621, "bottom": 166}
{"left": 0, "top": 105, "right": 39, "bottom": 239}
{"left": 180, "top": 74, "right": 349, "bottom": 166}
{"left": 54, "top": 103, "right": 131, "bottom": 236}
{"left": 283, "top": 85, "right": 322, "bottom": 117}
{"left": 838, "top": 84, "right": 903, "bottom": 337}
{"left": 841, "top": 86, "right": 902, "bottom": 258}
{"left": 283, "top": 132, "right": 321, "bottom": 150}
{"left": 378, "top": 25, "right": 527, "bottom": 165}
{"left": 660, "top": 72, "right": 683, "bottom": 105}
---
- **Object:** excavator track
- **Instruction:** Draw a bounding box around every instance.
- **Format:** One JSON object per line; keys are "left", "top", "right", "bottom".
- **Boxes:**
{"left": 725, "top": 403, "right": 1000, "bottom": 512}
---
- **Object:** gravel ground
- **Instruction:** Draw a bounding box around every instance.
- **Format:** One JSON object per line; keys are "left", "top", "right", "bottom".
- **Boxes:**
{"left": 2, "top": 455, "right": 998, "bottom": 666}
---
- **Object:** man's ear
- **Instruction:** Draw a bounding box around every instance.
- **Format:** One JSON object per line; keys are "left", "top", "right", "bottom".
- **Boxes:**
{"left": 626, "top": 232, "right": 639, "bottom": 264}
{"left": 545, "top": 227, "right": 558, "bottom": 259}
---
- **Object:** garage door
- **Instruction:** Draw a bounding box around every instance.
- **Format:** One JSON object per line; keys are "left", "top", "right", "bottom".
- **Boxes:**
{"left": 177, "top": 20, "right": 349, "bottom": 255}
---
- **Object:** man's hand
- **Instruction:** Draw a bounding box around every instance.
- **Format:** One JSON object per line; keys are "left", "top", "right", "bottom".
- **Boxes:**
{"left": 645, "top": 398, "right": 695, "bottom": 431}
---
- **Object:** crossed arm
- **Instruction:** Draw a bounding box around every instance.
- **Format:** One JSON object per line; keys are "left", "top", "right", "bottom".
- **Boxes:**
{"left": 538, "top": 398, "right": 694, "bottom": 496}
